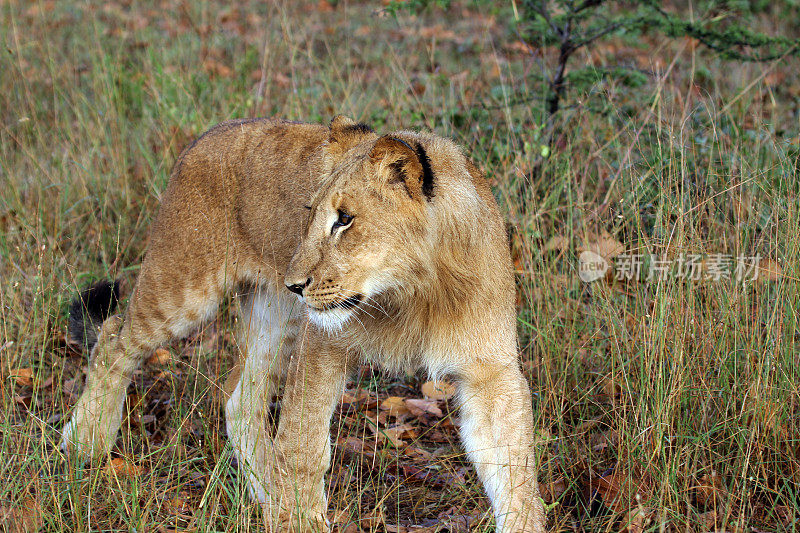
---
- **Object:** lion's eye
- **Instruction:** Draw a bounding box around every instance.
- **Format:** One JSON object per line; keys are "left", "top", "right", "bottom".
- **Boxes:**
{"left": 332, "top": 210, "right": 354, "bottom": 232}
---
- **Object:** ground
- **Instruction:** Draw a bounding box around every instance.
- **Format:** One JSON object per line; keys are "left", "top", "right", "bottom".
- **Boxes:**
{"left": 0, "top": 1, "right": 798, "bottom": 531}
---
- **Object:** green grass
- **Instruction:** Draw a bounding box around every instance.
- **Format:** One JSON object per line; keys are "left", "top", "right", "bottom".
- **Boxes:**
{"left": 1, "top": 1, "right": 799, "bottom": 531}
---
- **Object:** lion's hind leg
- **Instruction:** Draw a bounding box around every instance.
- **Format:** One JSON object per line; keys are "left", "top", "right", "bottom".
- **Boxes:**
{"left": 225, "top": 285, "right": 300, "bottom": 503}
{"left": 61, "top": 265, "right": 227, "bottom": 459}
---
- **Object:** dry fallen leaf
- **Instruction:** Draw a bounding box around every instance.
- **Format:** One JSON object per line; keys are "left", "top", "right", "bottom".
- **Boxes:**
{"left": 620, "top": 506, "right": 649, "bottom": 533}
{"left": 405, "top": 398, "right": 443, "bottom": 418}
{"left": 543, "top": 234, "right": 569, "bottom": 253}
{"left": 62, "top": 375, "right": 83, "bottom": 398}
{"left": 380, "top": 396, "right": 410, "bottom": 417}
{"left": 579, "top": 231, "right": 625, "bottom": 260}
{"left": 202, "top": 59, "right": 233, "bottom": 78}
{"left": 328, "top": 508, "right": 350, "bottom": 526}
{"left": 380, "top": 424, "right": 417, "bottom": 447}
{"left": 0, "top": 496, "right": 44, "bottom": 533}
{"left": 403, "top": 446, "right": 432, "bottom": 461}
{"left": 381, "top": 427, "right": 407, "bottom": 447}
{"left": 163, "top": 492, "right": 194, "bottom": 520}
{"left": 340, "top": 389, "right": 369, "bottom": 405}
{"left": 147, "top": 348, "right": 171, "bottom": 365}
{"left": 757, "top": 258, "right": 782, "bottom": 282}
{"left": 694, "top": 472, "right": 726, "bottom": 507}
{"left": 10, "top": 368, "right": 33, "bottom": 387}
{"left": 591, "top": 428, "right": 619, "bottom": 452}
{"left": 421, "top": 380, "right": 456, "bottom": 400}
{"left": 697, "top": 510, "right": 718, "bottom": 531}
{"left": 107, "top": 457, "right": 144, "bottom": 477}
{"left": 591, "top": 471, "right": 649, "bottom": 514}
{"left": 360, "top": 508, "right": 384, "bottom": 529}
{"left": 340, "top": 436, "right": 368, "bottom": 454}
{"left": 542, "top": 477, "right": 567, "bottom": 503}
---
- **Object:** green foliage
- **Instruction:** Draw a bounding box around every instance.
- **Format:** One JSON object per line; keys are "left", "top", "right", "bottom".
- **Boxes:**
{"left": 384, "top": 0, "right": 452, "bottom": 16}
{"left": 395, "top": 0, "right": 800, "bottom": 127}
{"left": 520, "top": 0, "right": 800, "bottom": 123}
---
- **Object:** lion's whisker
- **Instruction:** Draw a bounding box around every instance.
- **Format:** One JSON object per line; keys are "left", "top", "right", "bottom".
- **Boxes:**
{"left": 336, "top": 288, "right": 394, "bottom": 320}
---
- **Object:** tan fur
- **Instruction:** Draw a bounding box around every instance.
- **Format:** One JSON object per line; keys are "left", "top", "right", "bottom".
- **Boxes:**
{"left": 61, "top": 116, "right": 546, "bottom": 532}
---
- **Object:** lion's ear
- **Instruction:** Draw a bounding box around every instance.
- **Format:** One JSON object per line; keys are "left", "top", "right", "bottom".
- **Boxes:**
{"left": 324, "top": 116, "right": 375, "bottom": 169}
{"left": 370, "top": 136, "right": 435, "bottom": 202}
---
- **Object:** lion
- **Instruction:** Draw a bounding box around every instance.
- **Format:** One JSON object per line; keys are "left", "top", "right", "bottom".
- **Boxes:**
{"left": 60, "top": 116, "right": 546, "bottom": 532}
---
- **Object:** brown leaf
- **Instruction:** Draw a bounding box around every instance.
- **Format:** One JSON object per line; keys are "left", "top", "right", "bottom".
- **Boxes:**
{"left": 592, "top": 471, "right": 650, "bottom": 514}
{"left": 421, "top": 380, "right": 456, "bottom": 400}
{"left": 361, "top": 508, "right": 384, "bottom": 529}
{"left": 379, "top": 424, "right": 417, "bottom": 447}
{"left": 381, "top": 427, "right": 407, "bottom": 447}
{"left": 402, "top": 446, "right": 432, "bottom": 461}
{"left": 591, "top": 429, "right": 619, "bottom": 452}
{"left": 340, "top": 436, "right": 367, "bottom": 454}
{"left": 340, "top": 389, "right": 369, "bottom": 405}
{"left": 405, "top": 398, "right": 443, "bottom": 418}
{"left": 757, "top": 258, "right": 782, "bottom": 282}
{"left": 693, "top": 473, "right": 726, "bottom": 507}
{"left": 542, "top": 477, "right": 567, "bottom": 503}
{"left": 328, "top": 508, "right": 350, "bottom": 526}
{"left": 697, "top": 510, "right": 718, "bottom": 531}
{"left": 593, "top": 471, "right": 623, "bottom": 511}
{"left": 164, "top": 492, "right": 194, "bottom": 520}
{"left": 147, "top": 348, "right": 171, "bottom": 365}
{"left": 418, "top": 25, "right": 457, "bottom": 40}
{"left": 316, "top": 0, "right": 335, "bottom": 12}
{"left": 380, "top": 396, "right": 410, "bottom": 417}
{"left": 14, "top": 394, "right": 31, "bottom": 408}
{"left": 579, "top": 231, "right": 625, "bottom": 260}
{"left": 202, "top": 59, "right": 233, "bottom": 78}
{"left": 10, "top": 368, "right": 33, "bottom": 387}
{"left": 274, "top": 72, "right": 291, "bottom": 87}
{"left": 107, "top": 457, "right": 144, "bottom": 477}
{"left": 543, "top": 234, "right": 569, "bottom": 253}
{"left": 620, "top": 506, "right": 649, "bottom": 533}
{"left": 597, "top": 375, "right": 630, "bottom": 402}
{"left": 0, "top": 496, "right": 43, "bottom": 533}
{"left": 437, "top": 509, "right": 475, "bottom": 533}
{"left": 62, "top": 375, "right": 82, "bottom": 398}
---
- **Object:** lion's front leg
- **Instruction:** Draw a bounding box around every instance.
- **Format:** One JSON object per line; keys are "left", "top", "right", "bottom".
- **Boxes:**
{"left": 457, "top": 359, "right": 546, "bottom": 533}
{"left": 268, "top": 331, "right": 348, "bottom": 532}
{"left": 225, "top": 348, "right": 285, "bottom": 503}
{"left": 226, "top": 288, "right": 298, "bottom": 504}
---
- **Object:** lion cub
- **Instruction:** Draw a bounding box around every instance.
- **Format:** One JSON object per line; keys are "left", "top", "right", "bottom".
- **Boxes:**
{"left": 61, "top": 116, "right": 546, "bottom": 532}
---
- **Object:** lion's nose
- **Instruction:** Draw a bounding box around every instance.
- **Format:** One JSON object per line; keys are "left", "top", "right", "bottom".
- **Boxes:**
{"left": 285, "top": 278, "right": 310, "bottom": 295}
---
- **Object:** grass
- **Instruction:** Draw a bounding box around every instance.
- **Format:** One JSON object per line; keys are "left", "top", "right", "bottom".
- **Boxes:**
{"left": 1, "top": 1, "right": 798, "bottom": 531}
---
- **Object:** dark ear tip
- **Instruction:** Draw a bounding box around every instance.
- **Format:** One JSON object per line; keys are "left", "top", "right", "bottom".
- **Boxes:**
{"left": 370, "top": 136, "right": 415, "bottom": 159}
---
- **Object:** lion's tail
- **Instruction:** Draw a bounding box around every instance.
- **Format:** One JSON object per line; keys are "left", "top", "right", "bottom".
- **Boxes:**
{"left": 68, "top": 280, "right": 120, "bottom": 352}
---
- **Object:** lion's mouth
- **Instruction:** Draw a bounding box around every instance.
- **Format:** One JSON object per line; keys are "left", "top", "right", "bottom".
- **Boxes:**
{"left": 305, "top": 294, "right": 363, "bottom": 313}
{"left": 336, "top": 294, "right": 363, "bottom": 310}
{"left": 303, "top": 294, "right": 364, "bottom": 333}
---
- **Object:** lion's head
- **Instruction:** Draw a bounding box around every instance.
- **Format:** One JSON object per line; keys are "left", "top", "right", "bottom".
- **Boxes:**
{"left": 284, "top": 116, "right": 496, "bottom": 333}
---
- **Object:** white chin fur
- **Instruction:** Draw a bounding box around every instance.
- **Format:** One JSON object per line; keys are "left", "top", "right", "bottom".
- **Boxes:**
{"left": 307, "top": 307, "right": 352, "bottom": 333}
